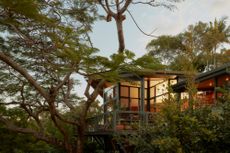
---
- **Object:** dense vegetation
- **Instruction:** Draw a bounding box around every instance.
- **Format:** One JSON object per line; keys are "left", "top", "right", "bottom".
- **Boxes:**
{"left": 147, "top": 18, "right": 230, "bottom": 72}
{"left": 130, "top": 90, "right": 230, "bottom": 153}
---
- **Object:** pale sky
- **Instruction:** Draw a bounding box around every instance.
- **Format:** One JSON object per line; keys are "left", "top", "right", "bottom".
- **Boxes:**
{"left": 90, "top": 0, "right": 230, "bottom": 57}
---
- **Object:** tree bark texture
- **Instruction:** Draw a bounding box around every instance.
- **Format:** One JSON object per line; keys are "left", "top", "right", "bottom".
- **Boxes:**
{"left": 116, "top": 17, "right": 125, "bottom": 53}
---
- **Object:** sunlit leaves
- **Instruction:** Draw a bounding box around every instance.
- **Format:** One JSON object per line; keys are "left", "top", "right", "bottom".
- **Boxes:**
{"left": 147, "top": 19, "right": 230, "bottom": 72}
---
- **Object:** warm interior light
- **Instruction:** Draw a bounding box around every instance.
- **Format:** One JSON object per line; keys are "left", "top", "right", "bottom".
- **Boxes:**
{"left": 226, "top": 77, "right": 229, "bottom": 81}
{"left": 209, "top": 82, "right": 213, "bottom": 86}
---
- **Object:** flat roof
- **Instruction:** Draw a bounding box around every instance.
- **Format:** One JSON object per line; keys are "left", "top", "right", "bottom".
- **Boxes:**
{"left": 120, "top": 69, "right": 185, "bottom": 80}
{"left": 172, "top": 63, "right": 230, "bottom": 92}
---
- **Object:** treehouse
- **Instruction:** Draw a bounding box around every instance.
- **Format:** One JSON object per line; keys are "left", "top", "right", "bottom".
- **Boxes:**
{"left": 173, "top": 63, "right": 230, "bottom": 109}
{"left": 90, "top": 70, "right": 185, "bottom": 132}
{"left": 90, "top": 64, "right": 230, "bottom": 132}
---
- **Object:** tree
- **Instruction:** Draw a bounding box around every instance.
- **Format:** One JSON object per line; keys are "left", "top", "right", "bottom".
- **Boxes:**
{"left": 216, "top": 49, "right": 230, "bottom": 66}
{"left": 146, "top": 19, "right": 230, "bottom": 72}
{"left": 0, "top": 106, "right": 63, "bottom": 153}
{"left": 0, "top": 0, "right": 104, "bottom": 153}
{"left": 96, "top": 0, "right": 183, "bottom": 53}
{"left": 202, "top": 18, "right": 230, "bottom": 67}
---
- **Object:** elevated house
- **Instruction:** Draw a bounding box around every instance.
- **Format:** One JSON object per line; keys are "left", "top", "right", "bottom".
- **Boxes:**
{"left": 173, "top": 63, "right": 230, "bottom": 108}
{"left": 90, "top": 70, "right": 184, "bottom": 132}
{"left": 88, "top": 63, "right": 230, "bottom": 152}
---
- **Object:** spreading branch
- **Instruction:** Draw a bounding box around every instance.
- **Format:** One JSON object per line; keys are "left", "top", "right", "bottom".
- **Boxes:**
{"left": 0, "top": 116, "right": 64, "bottom": 148}
{"left": 0, "top": 52, "right": 49, "bottom": 101}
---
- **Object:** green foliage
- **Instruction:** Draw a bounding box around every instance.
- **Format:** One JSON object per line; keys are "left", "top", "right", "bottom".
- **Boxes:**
{"left": 147, "top": 18, "right": 230, "bottom": 72}
{"left": 0, "top": 107, "right": 64, "bottom": 153}
{"left": 0, "top": 0, "right": 101, "bottom": 152}
{"left": 0, "top": 130, "right": 63, "bottom": 153}
{"left": 130, "top": 94, "right": 230, "bottom": 153}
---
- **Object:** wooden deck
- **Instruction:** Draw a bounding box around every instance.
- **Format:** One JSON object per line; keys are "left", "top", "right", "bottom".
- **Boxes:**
{"left": 87, "top": 110, "right": 156, "bottom": 133}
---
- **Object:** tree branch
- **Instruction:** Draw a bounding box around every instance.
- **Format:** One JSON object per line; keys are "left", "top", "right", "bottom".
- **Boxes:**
{"left": 55, "top": 72, "right": 72, "bottom": 91}
{"left": 0, "top": 116, "right": 64, "bottom": 148}
{"left": 120, "top": 0, "right": 132, "bottom": 14}
{"left": 90, "top": 79, "right": 106, "bottom": 101}
{"left": 0, "top": 52, "right": 49, "bottom": 101}
{"left": 62, "top": 79, "right": 75, "bottom": 110}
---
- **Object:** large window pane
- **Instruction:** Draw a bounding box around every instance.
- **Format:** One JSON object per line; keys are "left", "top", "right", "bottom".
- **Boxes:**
{"left": 150, "top": 99, "right": 155, "bottom": 112}
{"left": 156, "top": 82, "right": 168, "bottom": 96}
{"left": 120, "top": 86, "right": 128, "bottom": 97}
{"left": 144, "top": 100, "right": 148, "bottom": 111}
{"left": 156, "top": 96, "right": 163, "bottom": 103}
{"left": 150, "top": 87, "right": 155, "bottom": 98}
{"left": 130, "top": 87, "right": 139, "bottom": 98}
{"left": 120, "top": 98, "right": 129, "bottom": 110}
{"left": 130, "top": 99, "right": 139, "bottom": 111}
{"left": 145, "top": 89, "right": 147, "bottom": 99}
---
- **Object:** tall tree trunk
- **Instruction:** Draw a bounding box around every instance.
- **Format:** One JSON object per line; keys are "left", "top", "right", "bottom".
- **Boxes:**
{"left": 66, "top": 144, "right": 74, "bottom": 153}
{"left": 76, "top": 121, "right": 86, "bottom": 153}
{"left": 116, "top": 17, "right": 125, "bottom": 53}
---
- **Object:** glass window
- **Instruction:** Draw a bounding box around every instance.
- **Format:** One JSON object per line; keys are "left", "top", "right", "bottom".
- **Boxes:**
{"left": 120, "top": 98, "right": 129, "bottom": 110}
{"left": 144, "top": 81, "right": 148, "bottom": 87}
{"left": 150, "top": 99, "right": 155, "bottom": 112}
{"left": 130, "top": 87, "right": 139, "bottom": 98}
{"left": 217, "top": 75, "right": 230, "bottom": 87}
{"left": 130, "top": 99, "right": 139, "bottom": 111}
{"left": 144, "top": 100, "right": 148, "bottom": 111}
{"left": 120, "top": 86, "right": 129, "bottom": 97}
{"left": 156, "top": 86, "right": 161, "bottom": 96}
{"left": 104, "top": 86, "right": 116, "bottom": 101}
{"left": 145, "top": 89, "right": 147, "bottom": 99}
{"left": 156, "top": 96, "right": 163, "bottom": 103}
{"left": 156, "top": 81, "right": 168, "bottom": 96}
{"left": 150, "top": 87, "right": 155, "bottom": 98}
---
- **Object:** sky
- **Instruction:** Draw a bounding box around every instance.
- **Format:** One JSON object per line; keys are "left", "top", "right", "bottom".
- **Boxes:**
{"left": 90, "top": 0, "right": 230, "bottom": 58}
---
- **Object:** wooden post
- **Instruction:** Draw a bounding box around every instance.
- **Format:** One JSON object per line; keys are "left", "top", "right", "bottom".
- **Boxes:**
{"left": 168, "top": 79, "right": 170, "bottom": 100}
{"left": 116, "top": 83, "right": 120, "bottom": 110}
{"left": 113, "top": 84, "right": 120, "bottom": 131}
{"left": 103, "top": 91, "right": 106, "bottom": 125}
{"left": 147, "top": 80, "right": 150, "bottom": 111}
{"left": 140, "top": 77, "right": 145, "bottom": 123}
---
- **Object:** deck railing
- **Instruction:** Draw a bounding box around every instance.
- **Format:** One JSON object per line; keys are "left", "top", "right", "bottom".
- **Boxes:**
{"left": 87, "top": 111, "right": 156, "bottom": 132}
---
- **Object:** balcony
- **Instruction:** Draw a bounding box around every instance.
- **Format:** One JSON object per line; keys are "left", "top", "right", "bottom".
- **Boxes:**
{"left": 88, "top": 76, "right": 178, "bottom": 133}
